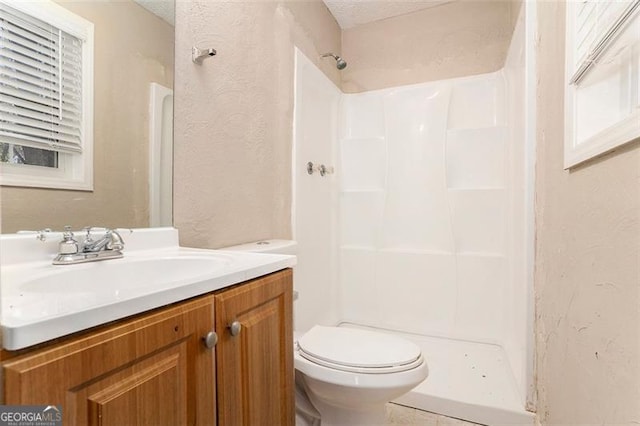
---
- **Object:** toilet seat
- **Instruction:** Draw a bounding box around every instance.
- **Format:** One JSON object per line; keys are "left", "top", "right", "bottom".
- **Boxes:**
{"left": 297, "top": 326, "right": 424, "bottom": 374}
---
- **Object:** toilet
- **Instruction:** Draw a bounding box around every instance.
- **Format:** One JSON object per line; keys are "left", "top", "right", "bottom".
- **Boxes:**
{"left": 222, "top": 240, "right": 428, "bottom": 426}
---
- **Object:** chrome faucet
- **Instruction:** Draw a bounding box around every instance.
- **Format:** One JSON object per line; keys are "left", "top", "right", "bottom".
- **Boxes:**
{"left": 82, "top": 227, "right": 125, "bottom": 252}
{"left": 53, "top": 226, "right": 125, "bottom": 265}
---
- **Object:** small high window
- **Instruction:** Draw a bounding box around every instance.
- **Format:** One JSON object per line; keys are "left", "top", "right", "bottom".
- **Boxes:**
{"left": 564, "top": 0, "right": 640, "bottom": 168}
{"left": 0, "top": 0, "right": 93, "bottom": 190}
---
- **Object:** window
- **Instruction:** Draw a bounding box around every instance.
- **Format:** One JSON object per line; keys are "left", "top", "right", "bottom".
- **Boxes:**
{"left": 564, "top": 0, "right": 640, "bottom": 168}
{"left": 0, "top": 0, "right": 93, "bottom": 190}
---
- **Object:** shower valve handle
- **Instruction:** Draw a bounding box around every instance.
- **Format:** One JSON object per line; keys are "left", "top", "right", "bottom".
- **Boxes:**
{"left": 306, "top": 162, "right": 334, "bottom": 176}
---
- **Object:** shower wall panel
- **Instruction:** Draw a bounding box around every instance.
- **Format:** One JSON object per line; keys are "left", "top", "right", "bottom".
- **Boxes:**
{"left": 502, "top": 6, "right": 531, "bottom": 404}
{"left": 293, "top": 49, "right": 342, "bottom": 332}
{"left": 339, "top": 72, "right": 511, "bottom": 343}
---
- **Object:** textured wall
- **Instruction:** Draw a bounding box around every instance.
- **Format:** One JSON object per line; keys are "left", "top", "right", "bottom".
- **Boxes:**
{"left": 535, "top": 2, "right": 640, "bottom": 424}
{"left": 173, "top": 1, "right": 341, "bottom": 248}
{"left": 341, "top": 0, "right": 520, "bottom": 93}
{"left": 0, "top": 0, "right": 174, "bottom": 233}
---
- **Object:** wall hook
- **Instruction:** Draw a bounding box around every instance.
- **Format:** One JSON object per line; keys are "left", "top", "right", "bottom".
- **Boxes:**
{"left": 192, "top": 47, "right": 217, "bottom": 64}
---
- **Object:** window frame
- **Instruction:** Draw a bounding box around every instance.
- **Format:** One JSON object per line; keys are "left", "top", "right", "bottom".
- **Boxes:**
{"left": 0, "top": 0, "right": 94, "bottom": 190}
{"left": 564, "top": 0, "right": 640, "bottom": 169}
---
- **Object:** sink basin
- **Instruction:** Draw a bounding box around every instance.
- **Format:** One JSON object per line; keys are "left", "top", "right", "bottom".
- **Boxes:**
{"left": 2, "top": 253, "right": 238, "bottom": 326}
{"left": 0, "top": 228, "right": 297, "bottom": 350}
{"left": 18, "top": 255, "right": 234, "bottom": 295}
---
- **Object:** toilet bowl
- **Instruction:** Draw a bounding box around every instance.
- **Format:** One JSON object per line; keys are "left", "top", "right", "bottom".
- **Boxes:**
{"left": 222, "top": 240, "right": 429, "bottom": 425}
{"left": 295, "top": 325, "right": 428, "bottom": 425}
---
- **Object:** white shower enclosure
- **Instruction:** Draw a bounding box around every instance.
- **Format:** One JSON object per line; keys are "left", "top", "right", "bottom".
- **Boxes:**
{"left": 292, "top": 6, "right": 535, "bottom": 424}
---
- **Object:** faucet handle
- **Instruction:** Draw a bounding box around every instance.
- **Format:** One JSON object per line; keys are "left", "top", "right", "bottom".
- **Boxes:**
{"left": 58, "top": 226, "right": 79, "bottom": 255}
{"left": 62, "top": 226, "right": 74, "bottom": 238}
{"left": 36, "top": 228, "right": 52, "bottom": 242}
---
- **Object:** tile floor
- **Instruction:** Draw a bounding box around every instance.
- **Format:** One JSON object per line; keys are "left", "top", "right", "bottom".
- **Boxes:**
{"left": 386, "top": 403, "right": 483, "bottom": 426}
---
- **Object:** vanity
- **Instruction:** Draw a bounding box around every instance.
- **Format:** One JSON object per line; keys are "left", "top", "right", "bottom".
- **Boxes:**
{"left": 0, "top": 228, "right": 296, "bottom": 425}
{"left": 0, "top": 0, "right": 298, "bottom": 422}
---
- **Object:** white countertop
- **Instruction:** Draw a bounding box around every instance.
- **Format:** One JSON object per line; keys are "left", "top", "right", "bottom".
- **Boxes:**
{"left": 0, "top": 228, "right": 296, "bottom": 350}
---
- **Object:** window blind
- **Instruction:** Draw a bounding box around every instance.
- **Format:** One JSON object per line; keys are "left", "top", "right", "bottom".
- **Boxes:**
{"left": 571, "top": 0, "right": 640, "bottom": 84}
{"left": 0, "top": 3, "right": 83, "bottom": 154}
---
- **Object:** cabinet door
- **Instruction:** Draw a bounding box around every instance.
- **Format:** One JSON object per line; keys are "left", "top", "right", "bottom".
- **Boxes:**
{"left": 215, "top": 269, "right": 294, "bottom": 426}
{"left": 3, "top": 295, "right": 216, "bottom": 426}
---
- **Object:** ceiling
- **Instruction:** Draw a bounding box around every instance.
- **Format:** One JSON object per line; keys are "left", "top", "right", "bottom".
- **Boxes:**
{"left": 132, "top": 0, "right": 456, "bottom": 32}
{"left": 323, "top": 0, "right": 455, "bottom": 29}
{"left": 133, "top": 0, "right": 175, "bottom": 26}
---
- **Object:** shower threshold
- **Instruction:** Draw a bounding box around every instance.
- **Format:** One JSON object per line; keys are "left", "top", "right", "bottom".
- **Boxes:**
{"left": 340, "top": 323, "right": 535, "bottom": 426}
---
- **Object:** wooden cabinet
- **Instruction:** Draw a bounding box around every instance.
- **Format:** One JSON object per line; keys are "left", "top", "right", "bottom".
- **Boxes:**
{"left": 2, "top": 295, "right": 216, "bottom": 425}
{"left": 1, "top": 269, "right": 294, "bottom": 426}
{"left": 214, "top": 269, "right": 294, "bottom": 426}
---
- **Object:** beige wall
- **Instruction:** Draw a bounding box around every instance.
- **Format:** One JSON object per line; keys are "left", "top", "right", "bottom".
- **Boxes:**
{"left": 535, "top": 2, "right": 640, "bottom": 424}
{"left": 510, "top": 0, "right": 522, "bottom": 30}
{"left": 0, "top": 0, "right": 174, "bottom": 233}
{"left": 341, "top": 0, "right": 519, "bottom": 93}
{"left": 173, "top": 1, "right": 341, "bottom": 249}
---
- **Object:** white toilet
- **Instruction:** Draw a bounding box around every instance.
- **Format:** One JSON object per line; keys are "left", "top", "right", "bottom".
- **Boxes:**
{"left": 222, "top": 240, "right": 429, "bottom": 426}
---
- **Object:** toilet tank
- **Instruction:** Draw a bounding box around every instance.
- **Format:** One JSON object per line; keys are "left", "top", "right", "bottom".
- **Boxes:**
{"left": 221, "top": 240, "right": 299, "bottom": 303}
{"left": 221, "top": 239, "right": 298, "bottom": 255}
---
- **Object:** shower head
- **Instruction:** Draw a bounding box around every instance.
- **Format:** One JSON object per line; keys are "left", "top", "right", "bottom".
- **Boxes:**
{"left": 321, "top": 52, "right": 347, "bottom": 70}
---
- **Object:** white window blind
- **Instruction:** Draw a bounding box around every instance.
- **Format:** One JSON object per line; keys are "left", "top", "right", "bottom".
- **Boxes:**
{"left": 571, "top": 0, "right": 640, "bottom": 84}
{"left": 0, "top": 3, "right": 83, "bottom": 154}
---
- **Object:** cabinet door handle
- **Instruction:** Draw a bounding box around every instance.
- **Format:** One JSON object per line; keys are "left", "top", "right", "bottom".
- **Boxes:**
{"left": 229, "top": 321, "right": 242, "bottom": 336}
{"left": 203, "top": 331, "right": 218, "bottom": 349}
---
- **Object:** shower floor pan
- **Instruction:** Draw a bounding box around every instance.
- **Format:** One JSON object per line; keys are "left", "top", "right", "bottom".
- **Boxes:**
{"left": 341, "top": 324, "right": 535, "bottom": 426}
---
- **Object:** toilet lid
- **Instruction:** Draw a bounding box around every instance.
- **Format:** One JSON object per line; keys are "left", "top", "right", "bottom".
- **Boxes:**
{"left": 297, "top": 326, "right": 423, "bottom": 373}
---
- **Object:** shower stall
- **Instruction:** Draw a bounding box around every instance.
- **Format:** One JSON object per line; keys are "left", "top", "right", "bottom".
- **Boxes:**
{"left": 149, "top": 82, "right": 174, "bottom": 227}
{"left": 293, "top": 5, "right": 535, "bottom": 425}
